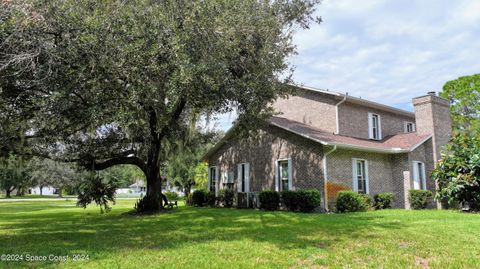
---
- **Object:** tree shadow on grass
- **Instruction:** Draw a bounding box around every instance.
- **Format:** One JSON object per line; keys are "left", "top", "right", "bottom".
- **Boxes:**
{"left": 0, "top": 205, "right": 405, "bottom": 258}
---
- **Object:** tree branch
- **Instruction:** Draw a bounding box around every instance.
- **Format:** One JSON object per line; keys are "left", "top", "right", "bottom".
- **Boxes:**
{"left": 92, "top": 156, "right": 146, "bottom": 173}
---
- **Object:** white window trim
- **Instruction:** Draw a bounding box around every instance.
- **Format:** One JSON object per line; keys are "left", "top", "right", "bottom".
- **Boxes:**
{"left": 237, "top": 163, "right": 250, "bottom": 193}
{"left": 404, "top": 121, "right": 416, "bottom": 133}
{"left": 368, "top": 113, "right": 382, "bottom": 140}
{"left": 208, "top": 166, "right": 219, "bottom": 194}
{"left": 352, "top": 158, "right": 369, "bottom": 194}
{"left": 412, "top": 161, "right": 426, "bottom": 190}
{"left": 275, "top": 158, "right": 292, "bottom": 191}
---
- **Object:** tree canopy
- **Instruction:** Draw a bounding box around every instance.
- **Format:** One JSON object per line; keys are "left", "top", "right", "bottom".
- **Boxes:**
{"left": 440, "top": 74, "right": 480, "bottom": 132}
{"left": 0, "top": 0, "right": 320, "bottom": 210}
{"left": 433, "top": 131, "right": 480, "bottom": 211}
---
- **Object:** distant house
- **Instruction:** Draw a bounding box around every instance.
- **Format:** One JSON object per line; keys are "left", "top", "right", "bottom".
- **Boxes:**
{"left": 29, "top": 186, "right": 57, "bottom": 196}
{"left": 204, "top": 85, "right": 452, "bottom": 210}
{"left": 129, "top": 180, "right": 147, "bottom": 193}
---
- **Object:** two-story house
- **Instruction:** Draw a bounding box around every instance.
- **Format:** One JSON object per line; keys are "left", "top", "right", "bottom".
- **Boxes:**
{"left": 203, "top": 85, "right": 452, "bottom": 210}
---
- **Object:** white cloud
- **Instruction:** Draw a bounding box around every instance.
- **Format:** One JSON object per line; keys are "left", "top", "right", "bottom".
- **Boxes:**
{"left": 215, "top": 0, "right": 480, "bottom": 130}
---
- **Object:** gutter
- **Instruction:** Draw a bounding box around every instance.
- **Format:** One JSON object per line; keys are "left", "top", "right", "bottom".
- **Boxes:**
{"left": 335, "top": 95, "right": 347, "bottom": 134}
{"left": 323, "top": 145, "right": 337, "bottom": 212}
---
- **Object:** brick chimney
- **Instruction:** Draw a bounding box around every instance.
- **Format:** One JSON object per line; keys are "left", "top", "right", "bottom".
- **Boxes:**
{"left": 412, "top": 91, "right": 452, "bottom": 163}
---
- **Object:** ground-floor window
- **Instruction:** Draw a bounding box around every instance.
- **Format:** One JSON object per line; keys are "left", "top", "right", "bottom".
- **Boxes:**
{"left": 209, "top": 166, "right": 217, "bottom": 192}
{"left": 278, "top": 160, "right": 290, "bottom": 191}
{"left": 412, "top": 161, "right": 426, "bottom": 190}
{"left": 237, "top": 163, "right": 250, "bottom": 192}
{"left": 352, "top": 159, "right": 368, "bottom": 194}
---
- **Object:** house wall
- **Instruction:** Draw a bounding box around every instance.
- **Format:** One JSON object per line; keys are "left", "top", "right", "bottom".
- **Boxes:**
{"left": 272, "top": 89, "right": 338, "bottom": 133}
{"left": 207, "top": 125, "right": 325, "bottom": 199}
{"left": 326, "top": 148, "right": 403, "bottom": 209}
{"left": 338, "top": 102, "right": 416, "bottom": 140}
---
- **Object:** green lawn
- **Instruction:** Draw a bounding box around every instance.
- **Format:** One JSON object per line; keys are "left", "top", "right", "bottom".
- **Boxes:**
{"left": 0, "top": 200, "right": 479, "bottom": 269}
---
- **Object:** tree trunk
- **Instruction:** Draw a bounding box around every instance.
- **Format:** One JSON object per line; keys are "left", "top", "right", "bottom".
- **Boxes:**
{"left": 6, "top": 189, "right": 11, "bottom": 198}
{"left": 40, "top": 186, "right": 43, "bottom": 196}
{"left": 58, "top": 187, "right": 63, "bottom": 198}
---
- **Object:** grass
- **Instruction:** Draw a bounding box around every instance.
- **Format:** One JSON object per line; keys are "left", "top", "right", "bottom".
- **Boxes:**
{"left": 0, "top": 201, "right": 480, "bottom": 269}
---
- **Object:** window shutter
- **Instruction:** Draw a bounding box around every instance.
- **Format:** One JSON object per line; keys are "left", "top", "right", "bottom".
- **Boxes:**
{"left": 364, "top": 160, "right": 369, "bottom": 194}
{"left": 245, "top": 163, "right": 250, "bottom": 193}
{"left": 412, "top": 123, "right": 416, "bottom": 132}
{"left": 237, "top": 164, "right": 242, "bottom": 192}
{"left": 412, "top": 162, "right": 420, "bottom": 190}
{"left": 207, "top": 167, "right": 211, "bottom": 192}
{"left": 352, "top": 159, "right": 358, "bottom": 192}
{"left": 420, "top": 163, "right": 426, "bottom": 190}
{"left": 287, "top": 159, "right": 293, "bottom": 190}
{"left": 368, "top": 113, "right": 373, "bottom": 139}
{"left": 377, "top": 115, "right": 382, "bottom": 139}
{"left": 404, "top": 121, "right": 408, "bottom": 133}
{"left": 274, "top": 161, "right": 279, "bottom": 191}
{"left": 215, "top": 167, "right": 219, "bottom": 196}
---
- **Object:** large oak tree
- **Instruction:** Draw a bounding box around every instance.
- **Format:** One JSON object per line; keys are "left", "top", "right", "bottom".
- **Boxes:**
{"left": 0, "top": 0, "right": 320, "bottom": 210}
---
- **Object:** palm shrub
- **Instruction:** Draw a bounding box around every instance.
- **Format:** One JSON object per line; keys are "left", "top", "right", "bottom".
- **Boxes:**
{"left": 297, "top": 189, "right": 321, "bottom": 212}
{"left": 409, "top": 189, "right": 433, "bottom": 209}
{"left": 281, "top": 190, "right": 299, "bottom": 211}
{"left": 336, "top": 191, "right": 369, "bottom": 213}
{"left": 432, "top": 132, "right": 480, "bottom": 211}
{"left": 77, "top": 172, "right": 117, "bottom": 213}
{"left": 205, "top": 191, "right": 216, "bottom": 207}
{"left": 191, "top": 190, "right": 206, "bottom": 207}
{"left": 164, "top": 191, "right": 179, "bottom": 201}
{"left": 374, "top": 192, "right": 394, "bottom": 209}
{"left": 259, "top": 190, "right": 280, "bottom": 210}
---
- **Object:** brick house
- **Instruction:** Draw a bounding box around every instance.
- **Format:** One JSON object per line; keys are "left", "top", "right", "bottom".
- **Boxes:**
{"left": 203, "top": 85, "right": 452, "bottom": 210}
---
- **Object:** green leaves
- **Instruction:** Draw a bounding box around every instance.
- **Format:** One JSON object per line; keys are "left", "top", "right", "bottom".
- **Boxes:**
{"left": 440, "top": 74, "right": 480, "bottom": 131}
{"left": 433, "top": 132, "right": 480, "bottom": 211}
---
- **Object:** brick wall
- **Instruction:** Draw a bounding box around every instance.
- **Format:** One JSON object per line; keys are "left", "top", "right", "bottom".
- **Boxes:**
{"left": 207, "top": 125, "right": 325, "bottom": 202}
{"left": 272, "top": 89, "right": 338, "bottom": 133}
{"left": 338, "top": 102, "right": 416, "bottom": 140}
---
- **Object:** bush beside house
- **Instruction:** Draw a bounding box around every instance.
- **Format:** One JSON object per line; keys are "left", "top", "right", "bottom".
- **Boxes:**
{"left": 192, "top": 190, "right": 206, "bottom": 207}
{"left": 374, "top": 192, "right": 394, "bottom": 209}
{"left": 259, "top": 190, "right": 280, "bottom": 211}
{"left": 280, "top": 189, "right": 321, "bottom": 212}
{"left": 336, "top": 191, "right": 369, "bottom": 213}
{"left": 409, "top": 190, "right": 433, "bottom": 209}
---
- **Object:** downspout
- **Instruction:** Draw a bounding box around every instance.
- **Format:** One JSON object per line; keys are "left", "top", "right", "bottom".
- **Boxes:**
{"left": 335, "top": 95, "right": 347, "bottom": 134}
{"left": 323, "top": 145, "right": 337, "bottom": 212}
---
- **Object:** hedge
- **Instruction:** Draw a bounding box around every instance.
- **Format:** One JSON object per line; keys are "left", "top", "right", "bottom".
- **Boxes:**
{"left": 259, "top": 190, "right": 280, "bottom": 210}
{"left": 409, "top": 189, "right": 432, "bottom": 209}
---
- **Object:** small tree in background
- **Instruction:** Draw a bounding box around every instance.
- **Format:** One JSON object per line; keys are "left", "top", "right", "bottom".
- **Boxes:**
{"left": 440, "top": 74, "right": 480, "bottom": 132}
{"left": 0, "top": 155, "right": 30, "bottom": 198}
{"left": 433, "top": 132, "right": 480, "bottom": 211}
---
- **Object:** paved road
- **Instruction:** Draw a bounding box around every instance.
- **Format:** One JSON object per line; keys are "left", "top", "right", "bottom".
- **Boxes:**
{"left": 0, "top": 197, "right": 139, "bottom": 202}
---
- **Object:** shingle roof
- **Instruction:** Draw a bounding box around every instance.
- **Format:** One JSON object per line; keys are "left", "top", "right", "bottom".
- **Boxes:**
{"left": 270, "top": 116, "right": 431, "bottom": 153}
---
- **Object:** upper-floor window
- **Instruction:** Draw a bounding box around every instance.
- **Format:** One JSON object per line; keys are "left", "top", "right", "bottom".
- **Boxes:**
{"left": 368, "top": 113, "right": 382, "bottom": 140}
{"left": 404, "top": 122, "right": 416, "bottom": 133}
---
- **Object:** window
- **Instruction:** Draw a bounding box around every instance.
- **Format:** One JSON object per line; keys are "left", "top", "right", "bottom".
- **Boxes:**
{"left": 412, "top": 161, "right": 426, "bottom": 190}
{"left": 352, "top": 159, "right": 369, "bottom": 194}
{"left": 237, "top": 163, "right": 250, "bottom": 193}
{"left": 209, "top": 166, "right": 217, "bottom": 192}
{"left": 404, "top": 122, "right": 416, "bottom": 133}
{"left": 368, "top": 113, "right": 382, "bottom": 140}
{"left": 278, "top": 160, "right": 290, "bottom": 191}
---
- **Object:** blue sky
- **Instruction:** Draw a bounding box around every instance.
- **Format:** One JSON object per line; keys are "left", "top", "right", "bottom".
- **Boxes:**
{"left": 214, "top": 0, "right": 480, "bottom": 131}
